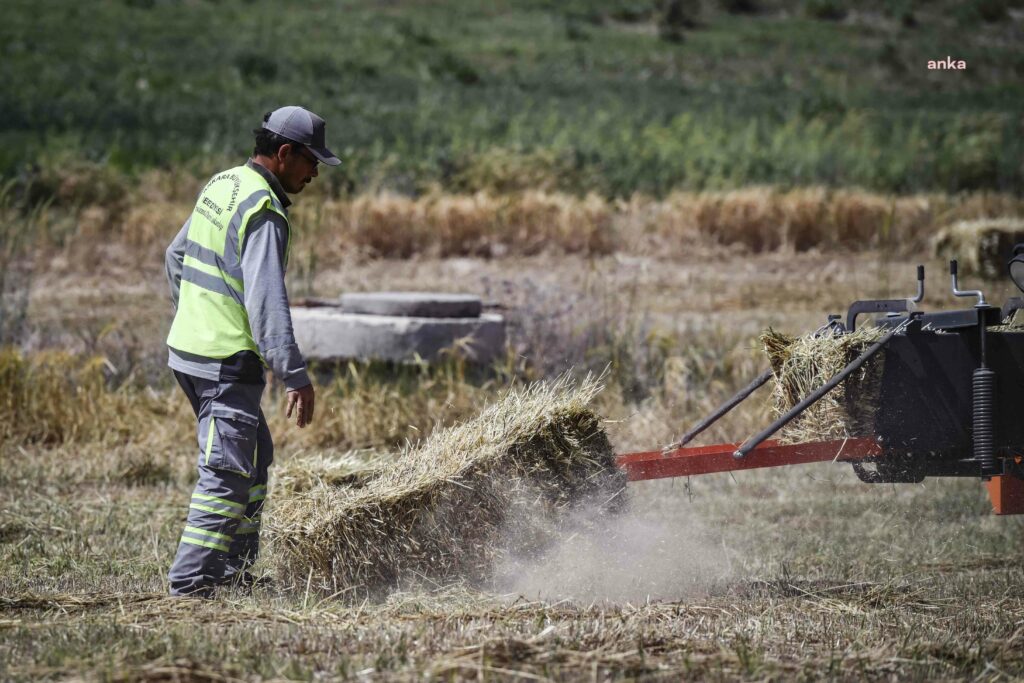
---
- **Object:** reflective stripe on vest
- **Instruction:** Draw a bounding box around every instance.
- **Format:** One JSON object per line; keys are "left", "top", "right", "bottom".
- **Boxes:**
{"left": 167, "top": 165, "right": 290, "bottom": 360}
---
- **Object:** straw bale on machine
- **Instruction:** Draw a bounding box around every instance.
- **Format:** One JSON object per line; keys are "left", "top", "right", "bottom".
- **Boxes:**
{"left": 265, "top": 374, "right": 624, "bottom": 594}
{"left": 761, "top": 326, "right": 886, "bottom": 444}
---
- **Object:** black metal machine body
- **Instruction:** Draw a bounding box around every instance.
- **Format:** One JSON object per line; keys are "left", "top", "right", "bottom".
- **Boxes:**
{"left": 841, "top": 259, "right": 1020, "bottom": 483}
{"left": 852, "top": 313, "right": 1024, "bottom": 482}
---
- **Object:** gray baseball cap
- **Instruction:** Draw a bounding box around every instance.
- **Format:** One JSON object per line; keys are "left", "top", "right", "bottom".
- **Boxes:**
{"left": 261, "top": 105, "right": 341, "bottom": 166}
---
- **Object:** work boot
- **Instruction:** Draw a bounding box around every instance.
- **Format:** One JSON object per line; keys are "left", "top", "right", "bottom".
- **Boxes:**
{"left": 169, "top": 585, "right": 216, "bottom": 600}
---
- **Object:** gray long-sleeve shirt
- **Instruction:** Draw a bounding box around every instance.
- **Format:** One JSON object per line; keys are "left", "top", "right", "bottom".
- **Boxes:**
{"left": 165, "top": 159, "right": 310, "bottom": 390}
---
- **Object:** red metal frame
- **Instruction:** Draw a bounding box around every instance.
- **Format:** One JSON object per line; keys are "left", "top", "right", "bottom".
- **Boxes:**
{"left": 618, "top": 438, "right": 1024, "bottom": 516}
{"left": 616, "top": 437, "right": 883, "bottom": 482}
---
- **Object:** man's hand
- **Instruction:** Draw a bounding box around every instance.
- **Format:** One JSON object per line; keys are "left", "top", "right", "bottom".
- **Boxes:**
{"left": 286, "top": 383, "right": 315, "bottom": 428}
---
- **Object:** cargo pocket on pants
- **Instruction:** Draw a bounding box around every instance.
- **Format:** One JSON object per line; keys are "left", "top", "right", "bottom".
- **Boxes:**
{"left": 204, "top": 408, "right": 258, "bottom": 478}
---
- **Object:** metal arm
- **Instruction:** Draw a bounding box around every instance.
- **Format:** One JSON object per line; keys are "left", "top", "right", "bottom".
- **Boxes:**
{"left": 664, "top": 368, "right": 774, "bottom": 451}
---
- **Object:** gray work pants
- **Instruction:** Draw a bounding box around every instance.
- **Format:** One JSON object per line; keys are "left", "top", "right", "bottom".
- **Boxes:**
{"left": 168, "top": 370, "right": 273, "bottom": 596}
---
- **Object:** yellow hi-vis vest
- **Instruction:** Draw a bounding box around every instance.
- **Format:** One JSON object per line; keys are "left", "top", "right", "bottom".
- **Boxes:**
{"left": 166, "top": 164, "right": 290, "bottom": 360}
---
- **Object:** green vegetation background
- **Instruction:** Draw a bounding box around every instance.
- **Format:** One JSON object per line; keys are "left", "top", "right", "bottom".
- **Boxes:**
{"left": 3, "top": 0, "right": 1023, "bottom": 197}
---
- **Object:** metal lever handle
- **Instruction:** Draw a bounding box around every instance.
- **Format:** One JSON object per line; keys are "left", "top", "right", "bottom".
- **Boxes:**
{"left": 912, "top": 264, "right": 924, "bottom": 304}
{"left": 950, "top": 259, "right": 987, "bottom": 306}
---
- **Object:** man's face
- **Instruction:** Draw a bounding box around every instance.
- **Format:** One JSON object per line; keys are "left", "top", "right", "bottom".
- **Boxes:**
{"left": 278, "top": 144, "right": 320, "bottom": 194}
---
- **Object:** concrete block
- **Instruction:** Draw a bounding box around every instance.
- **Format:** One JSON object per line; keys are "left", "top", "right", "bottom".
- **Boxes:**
{"left": 340, "top": 292, "right": 483, "bottom": 318}
{"left": 292, "top": 309, "right": 506, "bottom": 364}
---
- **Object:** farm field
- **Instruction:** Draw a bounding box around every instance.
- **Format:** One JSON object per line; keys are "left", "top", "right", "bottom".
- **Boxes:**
{"left": 4, "top": 0, "right": 1024, "bottom": 679}
{"left": 5, "top": 241, "right": 1024, "bottom": 680}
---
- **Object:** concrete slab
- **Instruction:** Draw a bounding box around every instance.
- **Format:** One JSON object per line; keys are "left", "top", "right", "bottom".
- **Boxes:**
{"left": 292, "top": 309, "right": 506, "bottom": 364}
{"left": 340, "top": 292, "right": 483, "bottom": 318}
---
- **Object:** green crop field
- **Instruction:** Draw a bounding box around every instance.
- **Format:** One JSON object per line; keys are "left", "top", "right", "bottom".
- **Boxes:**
{"left": 3, "top": 0, "right": 1023, "bottom": 197}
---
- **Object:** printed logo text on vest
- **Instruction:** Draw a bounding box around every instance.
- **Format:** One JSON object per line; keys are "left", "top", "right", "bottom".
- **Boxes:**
{"left": 197, "top": 173, "right": 241, "bottom": 230}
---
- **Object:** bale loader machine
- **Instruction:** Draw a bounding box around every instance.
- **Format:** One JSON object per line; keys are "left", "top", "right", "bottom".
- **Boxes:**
{"left": 616, "top": 253, "right": 1024, "bottom": 515}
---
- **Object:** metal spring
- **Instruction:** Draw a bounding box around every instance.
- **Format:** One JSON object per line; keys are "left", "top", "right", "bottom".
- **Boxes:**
{"left": 973, "top": 367, "right": 997, "bottom": 476}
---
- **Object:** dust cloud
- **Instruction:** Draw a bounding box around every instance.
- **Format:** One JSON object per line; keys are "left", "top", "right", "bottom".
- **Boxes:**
{"left": 492, "top": 495, "right": 732, "bottom": 603}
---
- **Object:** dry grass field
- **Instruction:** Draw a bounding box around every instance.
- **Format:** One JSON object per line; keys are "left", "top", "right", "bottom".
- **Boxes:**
{"left": 4, "top": 183, "right": 1024, "bottom": 681}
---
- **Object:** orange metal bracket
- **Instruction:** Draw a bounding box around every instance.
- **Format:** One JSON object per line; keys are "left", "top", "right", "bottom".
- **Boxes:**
{"left": 616, "top": 437, "right": 883, "bottom": 482}
{"left": 986, "top": 475, "right": 1024, "bottom": 515}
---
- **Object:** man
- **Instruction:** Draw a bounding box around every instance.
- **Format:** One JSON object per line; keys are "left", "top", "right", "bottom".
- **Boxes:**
{"left": 164, "top": 106, "right": 340, "bottom": 597}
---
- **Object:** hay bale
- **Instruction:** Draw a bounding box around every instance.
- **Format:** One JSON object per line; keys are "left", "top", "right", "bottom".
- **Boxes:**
{"left": 761, "top": 327, "right": 886, "bottom": 444}
{"left": 932, "top": 217, "right": 1024, "bottom": 279}
{"left": 273, "top": 450, "right": 387, "bottom": 494}
{"left": 265, "top": 374, "right": 624, "bottom": 595}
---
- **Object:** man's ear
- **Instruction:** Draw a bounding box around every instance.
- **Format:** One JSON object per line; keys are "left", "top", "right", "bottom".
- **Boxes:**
{"left": 277, "top": 143, "right": 293, "bottom": 163}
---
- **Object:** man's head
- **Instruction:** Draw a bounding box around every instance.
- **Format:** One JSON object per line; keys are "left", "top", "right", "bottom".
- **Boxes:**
{"left": 252, "top": 106, "right": 339, "bottom": 194}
